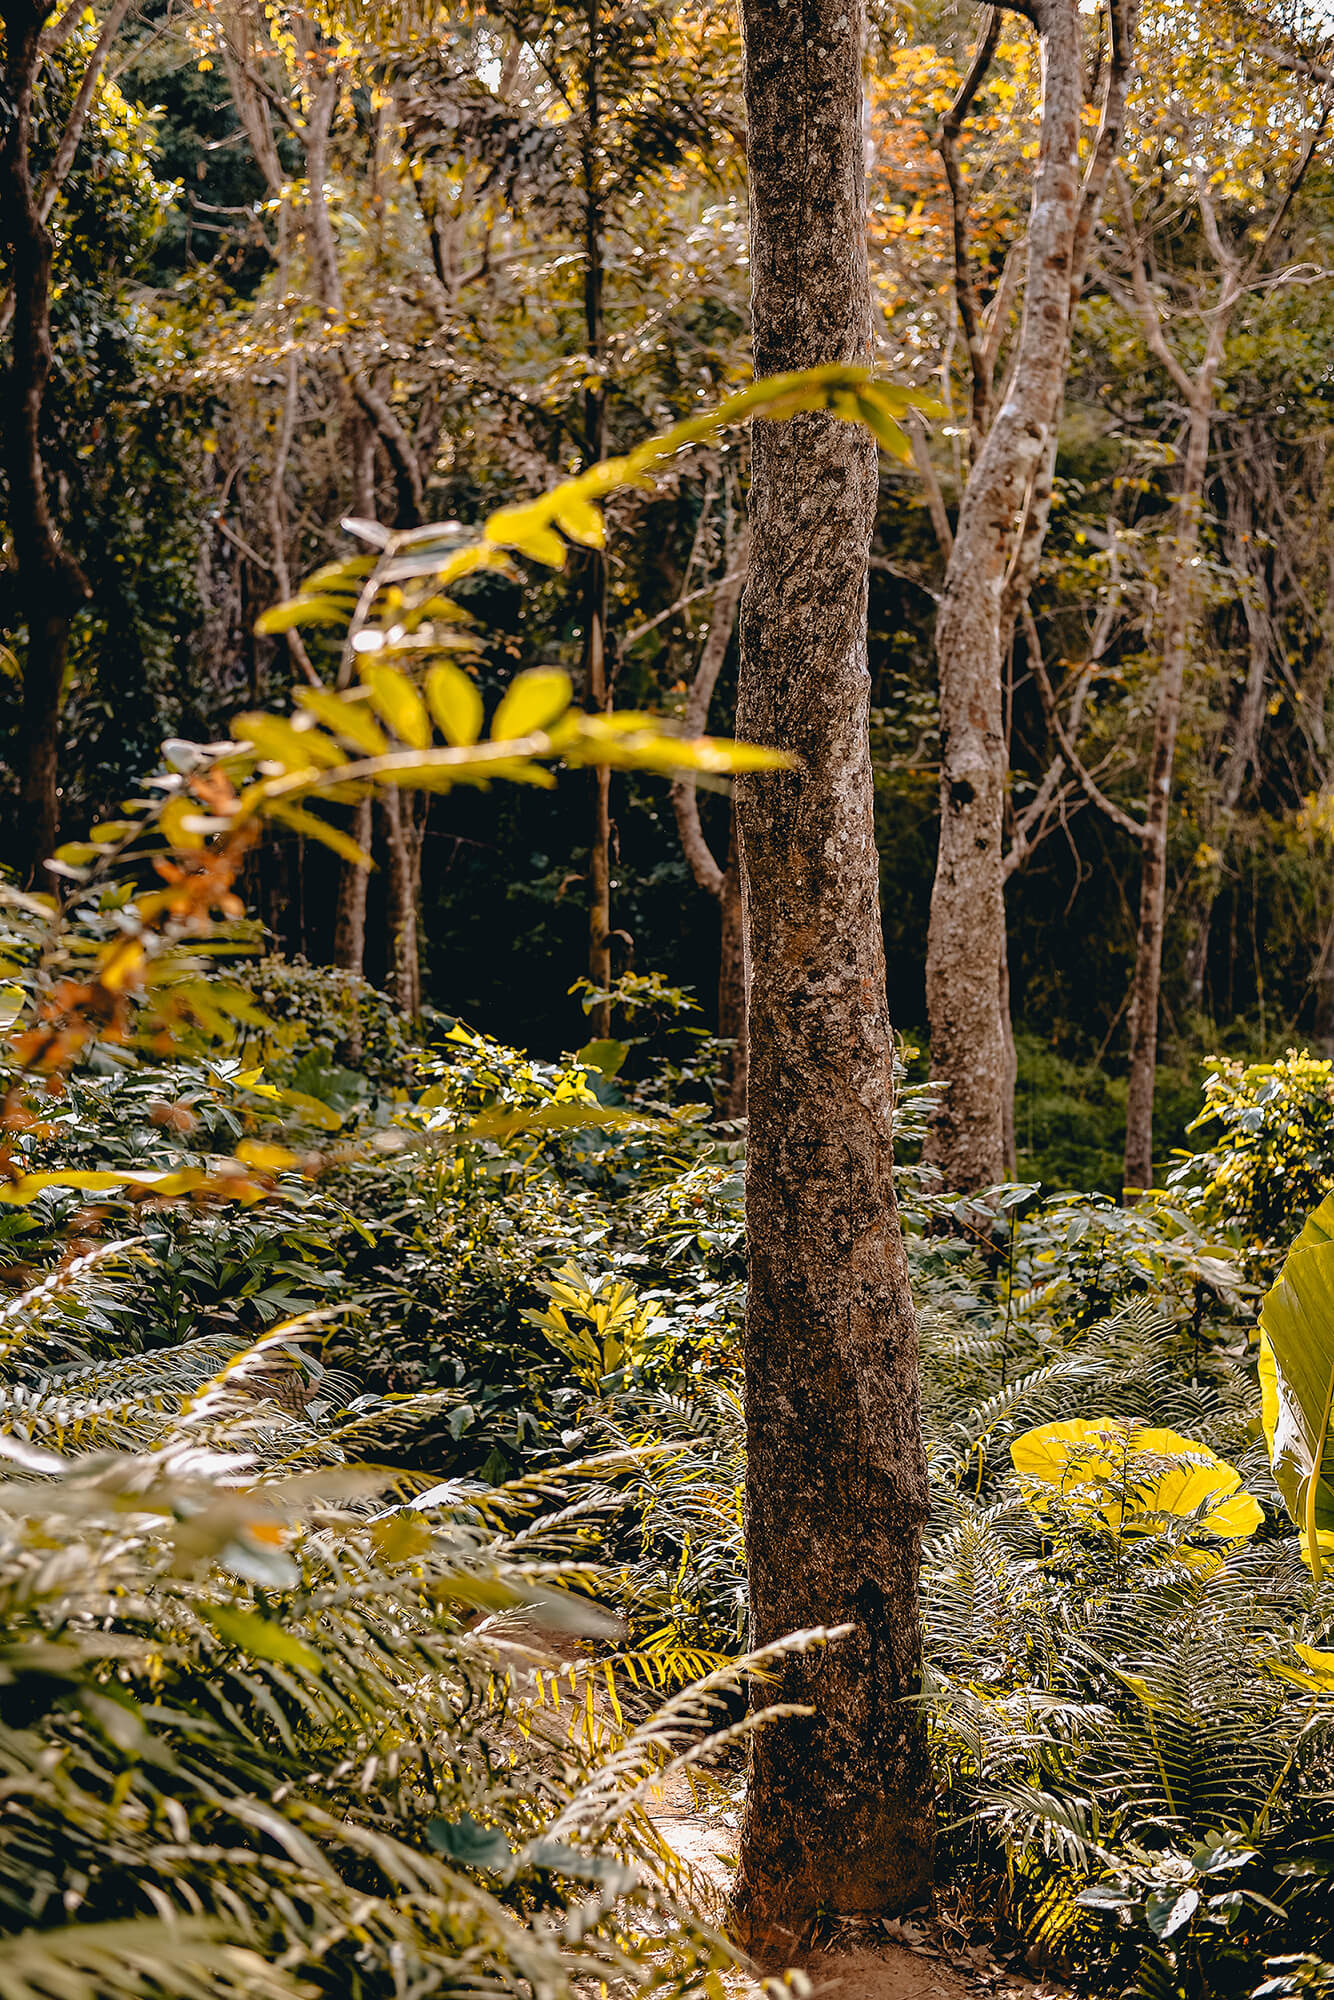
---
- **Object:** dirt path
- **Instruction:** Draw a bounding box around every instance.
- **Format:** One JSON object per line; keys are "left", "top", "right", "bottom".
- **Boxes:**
{"left": 650, "top": 1776, "right": 1060, "bottom": 2000}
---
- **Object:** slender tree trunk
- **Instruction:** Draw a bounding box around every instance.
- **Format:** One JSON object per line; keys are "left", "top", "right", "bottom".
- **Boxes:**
{"left": 580, "top": 0, "right": 612, "bottom": 1038}
{"left": 1123, "top": 396, "right": 1212, "bottom": 1193}
{"left": 1181, "top": 481, "right": 1270, "bottom": 1011}
{"left": 0, "top": 0, "right": 91, "bottom": 881}
{"left": 383, "top": 787, "right": 422, "bottom": 1018}
{"left": 731, "top": 0, "right": 933, "bottom": 1952}
{"left": 671, "top": 548, "right": 750, "bottom": 1115}
{"left": 923, "top": 0, "right": 1084, "bottom": 1194}
{"left": 717, "top": 813, "right": 748, "bottom": 1119}
{"left": 334, "top": 794, "right": 372, "bottom": 977}
{"left": 1000, "top": 921, "right": 1018, "bottom": 1176}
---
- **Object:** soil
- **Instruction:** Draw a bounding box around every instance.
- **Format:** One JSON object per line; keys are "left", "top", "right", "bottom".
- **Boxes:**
{"left": 649, "top": 1774, "right": 1063, "bottom": 2000}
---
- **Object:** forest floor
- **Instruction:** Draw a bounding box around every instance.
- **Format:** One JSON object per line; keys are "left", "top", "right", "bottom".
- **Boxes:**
{"left": 650, "top": 1775, "right": 1061, "bottom": 2000}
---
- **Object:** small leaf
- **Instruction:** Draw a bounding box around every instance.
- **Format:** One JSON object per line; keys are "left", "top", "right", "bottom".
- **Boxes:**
{"left": 202, "top": 1604, "right": 322, "bottom": 1675}
{"left": 255, "top": 594, "right": 349, "bottom": 634}
{"left": 263, "top": 803, "right": 373, "bottom": 869}
{"left": 294, "top": 687, "right": 390, "bottom": 756}
{"left": 1146, "top": 1886, "right": 1199, "bottom": 1939}
{"left": 363, "top": 665, "right": 432, "bottom": 749}
{"left": 426, "top": 662, "right": 484, "bottom": 746}
{"left": 426, "top": 1814, "right": 512, "bottom": 1868}
{"left": 235, "top": 1141, "right": 301, "bottom": 1173}
{"left": 492, "top": 668, "right": 573, "bottom": 741}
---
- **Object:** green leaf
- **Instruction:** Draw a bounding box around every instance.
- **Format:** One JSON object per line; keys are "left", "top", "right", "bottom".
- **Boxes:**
{"left": 576, "top": 1038, "right": 629, "bottom": 1078}
{"left": 426, "top": 663, "right": 484, "bottom": 746}
{"left": 1146, "top": 1887, "right": 1199, "bottom": 1939}
{"left": 491, "top": 668, "right": 573, "bottom": 741}
{"left": 426, "top": 1814, "right": 512, "bottom": 1868}
{"left": 1259, "top": 1194, "right": 1334, "bottom": 1580}
{"left": 202, "top": 1605, "right": 322, "bottom": 1675}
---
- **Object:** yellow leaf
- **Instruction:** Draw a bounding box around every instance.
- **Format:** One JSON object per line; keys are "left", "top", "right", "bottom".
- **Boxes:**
{"left": 294, "top": 687, "right": 390, "bottom": 756}
{"left": 263, "top": 803, "right": 373, "bottom": 869}
{"left": 363, "top": 664, "right": 431, "bottom": 748}
{"left": 491, "top": 668, "right": 573, "bottom": 742}
{"left": 235, "top": 1141, "right": 301, "bottom": 1173}
{"left": 484, "top": 503, "right": 567, "bottom": 568}
{"left": 426, "top": 663, "right": 484, "bottom": 746}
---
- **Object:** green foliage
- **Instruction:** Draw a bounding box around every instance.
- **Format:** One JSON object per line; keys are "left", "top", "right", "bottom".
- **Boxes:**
{"left": 1258, "top": 1195, "right": 1334, "bottom": 1583}
{"left": 1175, "top": 1054, "right": 1334, "bottom": 1271}
{"left": 0, "top": 1235, "right": 814, "bottom": 1999}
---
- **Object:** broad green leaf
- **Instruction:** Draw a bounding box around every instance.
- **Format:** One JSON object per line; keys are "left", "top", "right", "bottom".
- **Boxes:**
{"left": 363, "top": 665, "right": 432, "bottom": 749}
{"left": 1259, "top": 1194, "right": 1334, "bottom": 1580}
{"left": 425, "top": 662, "right": 484, "bottom": 746}
{"left": 491, "top": 668, "right": 573, "bottom": 741}
{"left": 576, "top": 1038, "right": 629, "bottom": 1079}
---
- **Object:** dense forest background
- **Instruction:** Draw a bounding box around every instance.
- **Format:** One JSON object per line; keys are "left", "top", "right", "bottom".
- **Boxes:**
{"left": 7, "top": 0, "right": 1334, "bottom": 1192}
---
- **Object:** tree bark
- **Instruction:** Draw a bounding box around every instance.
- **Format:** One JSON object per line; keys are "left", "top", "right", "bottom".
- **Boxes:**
{"left": 717, "top": 813, "right": 748, "bottom": 1119}
{"left": 334, "top": 794, "right": 372, "bottom": 978}
{"left": 0, "top": 0, "right": 92, "bottom": 881}
{"left": 731, "top": 0, "right": 933, "bottom": 1953}
{"left": 1122, "top": 395, "right": 1212, "bottom": 1193}
{"left": 1181, "top": 477, "right": 1270, "bottom": 1011}
{"left": 923, "top": 0, "right": 1086, "bottom": 1194}
{"left": 580, "top": 0, "right": 612, "bottom": 1039}
{"left": 382, "top": 787, "right": 423, "bottom": 1018}
{"left": 670, "top": 548, "right": 749, "bottom": 1114}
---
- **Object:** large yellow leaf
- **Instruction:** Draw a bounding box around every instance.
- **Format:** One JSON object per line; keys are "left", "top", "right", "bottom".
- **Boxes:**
{"left": 1010, "top": 1416, "right": 1262, "bottom": 1542}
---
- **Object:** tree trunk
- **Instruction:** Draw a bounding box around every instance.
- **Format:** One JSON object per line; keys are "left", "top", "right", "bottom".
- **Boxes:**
{"left": 1123, "top": 396, "right": 1212, "bottom": 1193}
{"left": 580, "top": 0, "right": 612, "bottom": 1039}
{"left": 383, "top": 787, "right": 422, "bottom": 1018}
{"left": 1181, "top": 480, "right": 1270, "bottom": 1012}
{"left": 717, "top": 812, "right": 748, "bottom": 1120}
{"left": 0, "top": 0, "right": 91, "bottom": 882}
{"left": 334, "top": 794, "right": 372, "bottom": 977}
{"left": 670, "top": 550, "right": 750, "bottom": 1116}
{"left": 923, "top": 0, "right": 1085, "bottom": 1194}
{"left": 731, "top": 0, "right": 933, "bottom": 1953}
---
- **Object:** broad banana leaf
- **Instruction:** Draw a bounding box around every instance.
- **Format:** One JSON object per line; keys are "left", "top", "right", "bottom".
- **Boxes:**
{"left": 1258, "top": 1192, "right": 1334, "bottom": 1581}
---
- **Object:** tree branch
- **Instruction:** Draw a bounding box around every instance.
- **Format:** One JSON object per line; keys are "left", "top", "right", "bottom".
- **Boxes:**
{"left": 938, "top": 5, "right": 1000, "bottom": 447}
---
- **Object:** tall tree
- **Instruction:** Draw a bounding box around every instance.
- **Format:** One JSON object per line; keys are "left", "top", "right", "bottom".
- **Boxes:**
{"left": 731, "top": 0, "right": 933, "bottom": 1954}
{"left": 922, "top": 0, "right": 1136, "bottom": 1192}
{"left": 0, "top": 0, "right": 106, "bottom": 878}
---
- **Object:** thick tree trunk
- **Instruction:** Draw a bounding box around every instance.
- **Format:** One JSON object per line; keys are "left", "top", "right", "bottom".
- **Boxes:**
{"left": 731, "top": 0, "right": 933, "bottom": 1954}
{"left": 1123, "top": 397, "right": 1212, "bottom": 1193}
{"left": 923, "top": 0, "right": 1084, "bottom": 1194}
{"left": 0, "top": 0, "right": 91, "bottom": 881}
